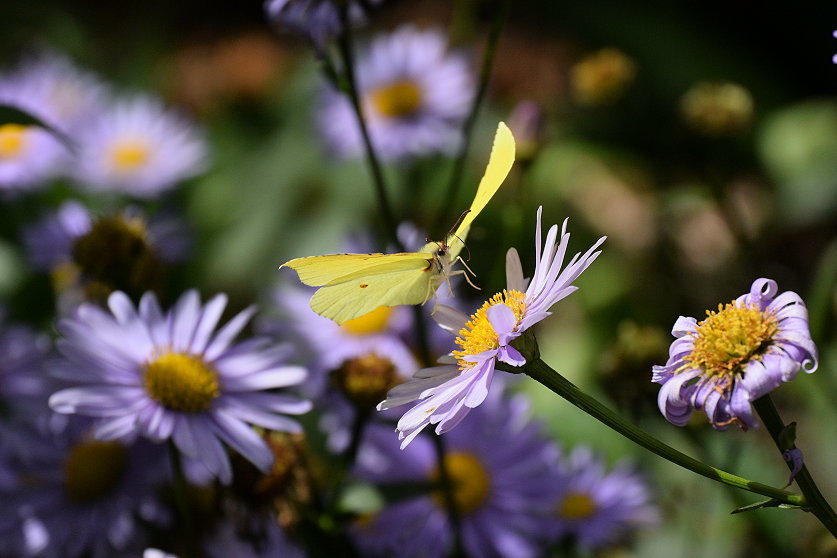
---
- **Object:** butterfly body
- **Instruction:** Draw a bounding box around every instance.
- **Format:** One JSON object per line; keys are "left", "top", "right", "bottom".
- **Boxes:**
{"left": 280, "top": 122, "right": 515, "bottom": 325}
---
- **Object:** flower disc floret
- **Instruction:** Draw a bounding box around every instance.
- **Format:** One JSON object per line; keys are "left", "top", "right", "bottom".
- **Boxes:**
{"left": 143, "top": 352, "right": 220, "bottom": 413}
{"left": 453, "top": 290, "right": 526, "bottom": 368}
{"left": 430, "top": 452, "right": 491, "bottom": 515}
{"left": 64, "top": 441, "right": 127, "bottom": 503}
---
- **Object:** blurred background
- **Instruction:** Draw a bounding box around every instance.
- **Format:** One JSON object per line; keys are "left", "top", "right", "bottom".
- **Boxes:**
{"left": 0, "top": 0, "right": 835, "bottom": 556}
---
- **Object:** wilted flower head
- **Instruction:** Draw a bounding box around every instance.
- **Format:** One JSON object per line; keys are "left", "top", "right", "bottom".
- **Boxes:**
{"left": 73, "top": 95, "right": 208, "bottom": 197}
{"left": 653, "top": 278, "right": 817, "bottom": 429}
{"left": 353, "top": 391, "right": 558, "bottom": 558}
{"left": 570, "top": 48, "right": 636, "bottom": 105}
{"left": 378, "top": 207, "right": 605, "bottom": 448}
{"left": 319, "top": 25, "right": 473, "bottom": 160}
{"left": 547, "top": 447, "right": 658, "bottom": 550}
{"left": 49, "top": 290, "right": 311, "bottom": 483}
{"left": 680, "top": 81, "right": 754, "bottom": 136}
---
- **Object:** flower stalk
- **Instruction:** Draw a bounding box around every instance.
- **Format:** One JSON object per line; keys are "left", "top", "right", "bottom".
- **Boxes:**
{"left": 752, "top": 395, "right": 837, "bottom": 536}
{"left": 508, "top": 357, "right": 807, "bottom": 507}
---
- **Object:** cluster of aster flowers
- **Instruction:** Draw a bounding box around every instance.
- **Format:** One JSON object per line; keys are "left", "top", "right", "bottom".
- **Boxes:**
{"left": 0, "top": 50, "right": 207, "bottom": 196}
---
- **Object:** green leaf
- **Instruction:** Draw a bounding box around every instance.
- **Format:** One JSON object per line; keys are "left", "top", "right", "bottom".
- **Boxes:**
{"left": 0, "top": 104, "right": 75, "bottom": 150}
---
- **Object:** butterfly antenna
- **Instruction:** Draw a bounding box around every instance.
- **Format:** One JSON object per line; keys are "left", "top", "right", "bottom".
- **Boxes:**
{"left": 444, "top": 209, "right": 471, "bottom": 245}
{"left": 451, "top": 233, "right": 472, "bottom": 261}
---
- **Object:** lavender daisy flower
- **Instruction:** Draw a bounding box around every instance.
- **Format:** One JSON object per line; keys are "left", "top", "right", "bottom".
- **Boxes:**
{"left": 547, "top": 447, "right": 658, "bottom": 550}
{"left": 264, "top": 0, "right": 373, "bottom": 49}
{"left": 72, "top": 95, "right": 208, "bottom": 198}
{"left": 353, "top": 391, "right": 558, "bottom": 558}
{"left": 318, "top": 25, "right": 473, "bottom": 160}
{"left": 48, "top": 290, "right": 312, "bottom": 484}
{"left": 0, "top": 419, "right": 171, "bottom": 558}
{"left": 378, "top": 207, "right": 605, "bottom": 447}
{"left": 652, "top": 278, "right": 818, "bottom": 429}
{"left": 0, "top": 50, "right": 107, "bottom": 190}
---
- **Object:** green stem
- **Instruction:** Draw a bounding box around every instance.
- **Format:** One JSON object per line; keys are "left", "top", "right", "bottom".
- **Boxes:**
{"left": 431, "top": 434, "right": 467, "bottom": 558}
{"left": 434, "top": 0, "right": 511, "bottom": 235}
{"left": 515, "top": 358, "right": 806, "bottom": 507}
{"left": 167, "top": 441, "right": 200, "bottom": 558}
{"left": 335, "top": 5, "right": 403, "bottom": 251}
{"left": 752, "top": 395, "right": 837, "bottom": 536}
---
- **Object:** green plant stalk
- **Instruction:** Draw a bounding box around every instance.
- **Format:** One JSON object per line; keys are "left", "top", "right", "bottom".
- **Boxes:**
{"left": 512, "top": 358, "right": 807, "bottom": 507}
{"left": 752, "top": 395, "right": 837, "bottom": 536}
{"left": 335, "top": 5, "right": 403, "bottom": 251}
{"left": 434, "top": 0, "right": 511, "bottom": 235}
{"left": 167, "top": 442, "right": 199, "bottom": 558}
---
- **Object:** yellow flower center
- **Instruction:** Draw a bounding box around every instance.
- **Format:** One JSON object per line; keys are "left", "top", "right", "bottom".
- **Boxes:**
{"left": 332, "top": 353, "right": 402, "bottom": 410}
{"left": 557, "top": 491, "right": 597, "bottom": 520}
{"left": 143, "top": 352, "right": 220, "bottom": 413}
{"left": 0, "top": 123, "right": 30, "bottom": 159}
{"left": 64, "top": 441, "right": 128, "bottom": 503}
{"left": 370, "top": 80, "right": 423, "bottom": 118}
{"left": 453, "top": 290, "right": 527, "bottom": 368}
{"left": 683, "top": 301, "right": 778, "bottom": 378}
{"left": 340, "top": 306, "right": 393, "bottom": 336}
{"left": 430, "top": 452, "right": 491, "bottom": 516}
{"left": 111, "top": 141, "right": 150, "bottom": 171}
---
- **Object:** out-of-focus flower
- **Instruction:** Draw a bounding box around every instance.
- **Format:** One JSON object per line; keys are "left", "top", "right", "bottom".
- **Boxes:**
{"left": 653, "top": 278, "right": 817, "bottom": 429}
{"left": 318, "top": 26, "right": 473, "bottom": 161}
{"left": 0, "top": 310, "right": 52, "bottom": 421}
{"left": 378, "top": 207, "right": 605, "bottom": 448}
{"left": 72, "top": 95, "right": 208, "bottom": 198}
{"left": 264, "top": 0, "right": 375, "bottom": 49}
{"left": 680, "top": 81, "right": 754, "bottom": 136}
{"left": 0, "top": 419, "right": 171, "bottom": 558}
{"left": 547, "top": 447, "right": 658, "bottom": 550}
{"left": 22, "top": 200, "right": 190, "bottom": 302}
{"left": 167, "top": 32, "right": 287, "bottom": 114}
{"left": 353, "top": 392, "right": 558, "bottom": 558}
{"left": 204, "top": 516, "right": 306, "bottom": 558}
{"left": 49, "top": 290, "right": 312, "bottom": 484}
{"left": 0, "top": 50, "right": 108, "bottom": 191}
{"left": 570, "top": 48, "right": 636, "bottom": 105}
{"left": 507, "top": 100, "right": 546, "bottom": 162}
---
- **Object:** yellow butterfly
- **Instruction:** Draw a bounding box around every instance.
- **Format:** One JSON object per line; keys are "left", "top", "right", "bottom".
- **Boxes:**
{"left": 280, "top": 121, "right": 516, "bottom": 325}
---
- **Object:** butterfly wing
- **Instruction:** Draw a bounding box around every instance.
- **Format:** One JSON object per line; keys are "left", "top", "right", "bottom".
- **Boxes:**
{"left": 280, "top": 252, "right": 431, "bottom": 286}
{"left": 308, "top": 254, "right": 438, "bottom": 324}
{"left": 448, "top": 121, "right": 516, "bottom": 259}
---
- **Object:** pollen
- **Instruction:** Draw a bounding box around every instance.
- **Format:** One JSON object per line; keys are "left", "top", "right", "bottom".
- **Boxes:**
{"left": 431, "top": 452, "right": 491, "bottom": 515}
{"left": 143, "top": 352, "right": 220, "bottom": 413}
{"left": 0, "top": 123, "right": 29, "bottom": 159}
{"left": 453, "top": 290, "right": 527, "bottom": 368}
{"left": 557, "top": 491, "right": 597, "bottom": 520}
{"left": 111, "top": 140, "right": 150, "bottom": 171}
{"left": 341, "top": 306, "right": 393, "bottom": 336}
{"left": 64, "top": 441, "right": 128, "bottom": 503}
{"left": 370, "top": 80, "right": 423, "bottom": 118}
{"left": 684, "top": 301, "right": 778, "bottom": 378}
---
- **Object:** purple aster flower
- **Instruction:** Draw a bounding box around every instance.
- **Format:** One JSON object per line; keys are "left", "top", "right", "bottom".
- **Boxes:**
{"left": 72, "top": 95, "right": 208, "bottom": 198}
{"left": 48, "top": 290, "right": 312, "bottom": 484}
{"left": 547, "top": 447, "right": 658, "bottom": 550}
{"left": 0, "top": 418, "right": 171, "bottom": 558}
{"left": 0, "top": 310, "right": 52, "bottom": 421}
{"left": 352, "top": 391, "right": 558, "bottom": 558}
{"left": 264, "top": 0, "right": 373, "bottom": 49}
{"left": 318, "top": 25, "right": 474, "bottom": 160}
{"left": 0, "top": 50, "right": 107, "bottom": 191}
{"left": 652, "top": 278, "right": 818, "bottom": 430}
{"left": 378, "top": 207, "right": 606, "bottom": 447}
